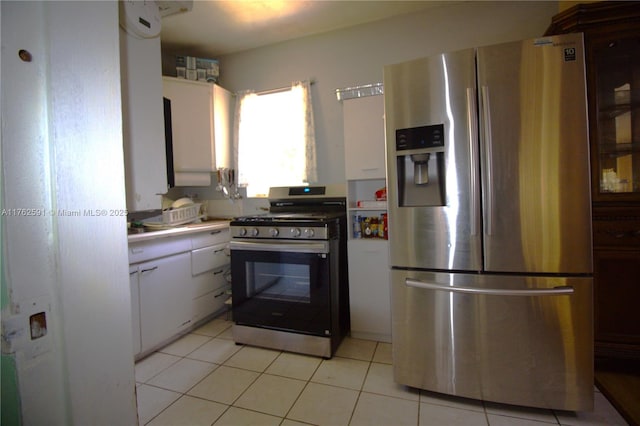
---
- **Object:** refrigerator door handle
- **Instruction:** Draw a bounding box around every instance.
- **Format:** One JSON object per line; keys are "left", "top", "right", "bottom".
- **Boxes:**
{"left": 480, "top": 85, "right": 494, "bottom": 236}
{"left": 405, "top": 278, "right": 574, "bottom": 296}
{"left": 467, "top": 87, "right": 479, "bottom": 236}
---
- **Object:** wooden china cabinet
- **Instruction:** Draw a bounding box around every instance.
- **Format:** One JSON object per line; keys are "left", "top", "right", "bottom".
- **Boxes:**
{"left": 546, "top": 2, "right": 640, "bottom": 362}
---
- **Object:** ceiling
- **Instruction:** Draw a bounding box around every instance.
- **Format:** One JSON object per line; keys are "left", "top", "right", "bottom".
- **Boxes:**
{"left": 159, "top": 1, "right": 450, "bottom": 56}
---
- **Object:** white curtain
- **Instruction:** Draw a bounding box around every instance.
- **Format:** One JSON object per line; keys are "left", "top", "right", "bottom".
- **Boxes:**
{"left": 232, "top": 89, "right": 254, "bottom": 182}
{"left": 233, "top": 81, "right": 317, "bottom": 196}
{"left": 296, "top": 80, "right": 318, "bottom": 183}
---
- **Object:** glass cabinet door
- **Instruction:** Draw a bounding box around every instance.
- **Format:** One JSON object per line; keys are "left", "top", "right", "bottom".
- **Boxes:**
{"left": 593, "top": 36, "right": 640, "bottom": 200}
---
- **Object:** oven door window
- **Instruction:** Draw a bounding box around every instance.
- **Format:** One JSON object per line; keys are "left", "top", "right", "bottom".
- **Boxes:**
{"left": 232, "top": 249, "right": 331, "bottom": 336}
{"left": 248, "top": 261, "right": 312, "bottom": 303}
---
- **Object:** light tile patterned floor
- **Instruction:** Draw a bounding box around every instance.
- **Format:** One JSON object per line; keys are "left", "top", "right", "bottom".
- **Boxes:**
{"left": 135, "top": 317, "right": 628, "bottom": 426}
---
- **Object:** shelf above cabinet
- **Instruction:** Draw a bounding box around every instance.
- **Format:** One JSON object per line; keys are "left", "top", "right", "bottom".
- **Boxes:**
{"left": 598, "top": 142, "right": 640, "bottom": 156}
{"left": 348, "top": 207, "right": 387, "bottom": 212}
{"left": 349, "top": 200, "right": 388, "bottom": 210}
{"left": 598, "top": 89, "right": 640, "bottom": 119}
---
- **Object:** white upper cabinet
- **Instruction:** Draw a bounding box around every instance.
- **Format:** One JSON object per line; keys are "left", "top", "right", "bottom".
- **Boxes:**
{"left": 343, "top": 95, "right": 386, "bottom": 180}
{"left": 162, "top": 77, "right": 232, "bottom": 186}
{"left": 213, "top": 84, "right": 233, "bottom": 169}
{"left": 120, "top": 29, "right": 168, "bottom": 211}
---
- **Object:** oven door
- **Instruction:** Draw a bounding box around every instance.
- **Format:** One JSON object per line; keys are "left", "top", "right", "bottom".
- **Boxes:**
{"left": 230, "top": 239, "right": 332, "bottom": 336}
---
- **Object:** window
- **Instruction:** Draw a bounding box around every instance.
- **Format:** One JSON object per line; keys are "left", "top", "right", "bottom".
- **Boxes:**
{"left": 234, "top": 81, "right": 317, "bottom": 198}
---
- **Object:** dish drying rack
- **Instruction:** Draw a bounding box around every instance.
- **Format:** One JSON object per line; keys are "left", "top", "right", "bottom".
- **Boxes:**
{"left": 161, "top": 203, "right": 202, "bottom": 226}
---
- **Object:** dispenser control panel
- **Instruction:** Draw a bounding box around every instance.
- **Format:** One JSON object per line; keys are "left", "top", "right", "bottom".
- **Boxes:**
{"left": 396, "top": 124, "right": 444, "bottom": 151}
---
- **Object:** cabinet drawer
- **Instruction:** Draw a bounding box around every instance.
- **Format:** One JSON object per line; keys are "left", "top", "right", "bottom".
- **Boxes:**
{"left": 191, "top": 243, "right": 229, "bottom": 275}
{"left": 129, "top": 235, "right": 192, "bottom": 264}
{"left": 192, "top": 267, "right": 228, "bottom": 299}
{"left": 191, "top": 227, "right": 230, "bottom": 250}
{"left": 193, "top": 283, "right": 231, "bottom": 323}
{"left": 593, "top": 219, "right": 640, "bottom": 248}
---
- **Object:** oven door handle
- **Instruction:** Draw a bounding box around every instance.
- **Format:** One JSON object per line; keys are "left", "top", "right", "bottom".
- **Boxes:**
{"left": 230, "top": 240, "right": 330, "bottom": 254}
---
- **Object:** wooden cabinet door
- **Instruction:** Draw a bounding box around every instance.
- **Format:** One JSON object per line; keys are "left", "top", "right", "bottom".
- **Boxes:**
{"left": 589, "top": 33, "right": 640, "bottom": 203}
{"left": 594, "top": 249, "right": 640, "bottom": 358}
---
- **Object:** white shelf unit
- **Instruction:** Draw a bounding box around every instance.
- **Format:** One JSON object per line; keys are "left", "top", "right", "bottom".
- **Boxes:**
{"left": 343, "top": 93, "right": 391, "bottom": 342}
{"left": 347, "top": 178, "right": 388, "bottom": 241}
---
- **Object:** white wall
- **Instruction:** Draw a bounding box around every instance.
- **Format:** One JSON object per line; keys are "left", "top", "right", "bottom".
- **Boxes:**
{"left": 1, "top": 2, "right": 137, "bottom": 424}
{"left": 165, "top": 1, "right": 558, "bottom": 186}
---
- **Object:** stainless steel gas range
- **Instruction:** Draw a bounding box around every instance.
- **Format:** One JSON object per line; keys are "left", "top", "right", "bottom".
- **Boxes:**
{"left": 229, "top": 185, "right": 350, "bottom": 358}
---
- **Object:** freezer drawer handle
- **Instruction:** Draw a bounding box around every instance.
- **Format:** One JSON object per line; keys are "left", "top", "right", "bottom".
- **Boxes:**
{"left": 405, "top": 278, "right": 574, "bottom": 296}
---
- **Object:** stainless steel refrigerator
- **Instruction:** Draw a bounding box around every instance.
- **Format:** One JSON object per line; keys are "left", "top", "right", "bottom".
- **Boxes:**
{"left": 384, "top": 33, "right": 593, "bottom": 411}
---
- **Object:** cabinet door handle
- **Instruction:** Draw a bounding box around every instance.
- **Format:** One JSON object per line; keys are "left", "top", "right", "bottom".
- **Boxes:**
{"left": 140, "top": 266, "right": 158, "bottom": 273}
{"left": 213, "top": 269, "right": 224, "bottom": 275}
{"left": 131, "top": 247, "right": 144, "bottom": 254}
{"left": 129, "top": 271, "right": 137, "bottom": 276}
{"left": 214, "top": 291, "right": 226, "bottom": 298}
{"left": 605, "top": 230, "right": 631, "bottom": 239}
{"left": 210, "top": 230, "right": 222, "bottom": 235}
{"left": 214, "top": 248, "right": 225, "bottom": 254}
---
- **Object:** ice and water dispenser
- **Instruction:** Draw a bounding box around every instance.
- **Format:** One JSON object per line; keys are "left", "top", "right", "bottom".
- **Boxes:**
{"left": 395, "top": 124, "right": 446, "bottom": 207}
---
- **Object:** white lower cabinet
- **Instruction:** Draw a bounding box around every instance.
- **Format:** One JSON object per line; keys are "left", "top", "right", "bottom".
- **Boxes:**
{"left": 129, "top": 226, "right": 230, "bottom": 358}
{"left": 347, "top": 239, "right": 391, "bottom": 342}
{"left": 138, "top": 252, "right": 193, "bottom": 353}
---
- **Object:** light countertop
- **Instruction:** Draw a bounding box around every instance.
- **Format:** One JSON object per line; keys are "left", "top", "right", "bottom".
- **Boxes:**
{"left": 127, "top": 219, "right": 230, "bottom": 244}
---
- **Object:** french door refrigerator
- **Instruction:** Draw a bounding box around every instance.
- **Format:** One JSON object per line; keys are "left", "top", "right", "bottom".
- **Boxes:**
{"left": 384, "top": 33, "right": 593, "bottom": 411}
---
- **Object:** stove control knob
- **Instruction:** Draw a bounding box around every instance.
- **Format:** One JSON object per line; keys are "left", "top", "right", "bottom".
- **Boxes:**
{"left": 303, "top": 228, "right": 315, "bottom": 238}
{"left": 238, "top": 228, "right": 247, "bottom": 237}
{"left": 269, "top": 228, "right": 279, "bottom": 237}
{"left": 251, "top": 228, "right": 259, "bottom": 237}
{"left": 290, "top": 227, "right": 301, "bottom": 237}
